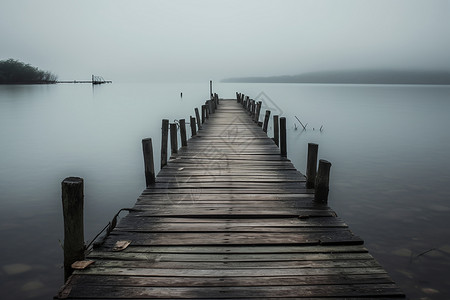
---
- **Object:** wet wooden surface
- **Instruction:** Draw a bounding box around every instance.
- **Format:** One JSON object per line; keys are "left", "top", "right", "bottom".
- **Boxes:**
{"left": 56, "top": 99, "right": 404, "bottom": 299}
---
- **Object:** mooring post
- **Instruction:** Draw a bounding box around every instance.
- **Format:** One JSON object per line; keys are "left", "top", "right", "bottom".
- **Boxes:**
{"left": 179, "top": 119, "right": 187, "bottom": 147}
{"left": 205, "top": 102, "right": 210, "bottom": 119}
{"left": 210, "top": 80, "right": 213, "bottom": 98}
{"left": 170, "top": 123, "right": 178, "bottom": 155}
{"left": 255, "top": 101, "right": 262, "bottom": 123}
{"left": 62, "top": 177, "right": 85, "bottom": 282}
{"left": 190, "top": 116, "right": 197, "bottom": 137}
{"left": 195, "top": 108, "right": 202, "bottom": 130}
{"left": 142, "top": 138, "right": 156, "bottom": 187}
{"left": 201, "top": 105, "right": 206, "bottom": 123}
{"left": 236, "top": 92, "right": 239, "bottom": 103}
{"left": 306, "top": 143, "right": 319, "bottom": 189}
{"left": 280, "top": 117, "right": 287, "bottom": 157}
{"left": 263, "top": 110, "right": 271, "bottom": 133}
{"left": 315, "top": 159, "right": 332, "bottom": 202}
{"left": 273, "top": 115, "right": 279, "bottom": 147}
{"left": 160, "top": 119, "right": 169, "bottom": 169}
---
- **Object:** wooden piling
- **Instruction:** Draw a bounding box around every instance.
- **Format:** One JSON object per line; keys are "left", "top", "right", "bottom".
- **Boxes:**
{"left": 142, "top": 138, "right": 156, "bottom": 187}
{"left": 315, "top": 159, "right": 332, "bottom": 202}
{"left": 179, "top": 119, "right": 187, "bottom": 147}
{"left": 61, "top": 177, "right": 84, "bottom": 282}
{"left": 190, "top": 116, "right": 197, "bottom": 137}
{"left": 201, "top": 105, "right": 206, "bottom": 123}
{"left": 209, "top": 80, "right": 213, "bottom": 98}
{"left": 273, "top": 115, "right": 279, "bottom": 147}
{"left": 306, "top": 143, "right": 319, "bottom": 189}
{"left": 170, "top": 123, "right": 178, "bottom": 155}
{"left": 160, "top": 119, "right": 169, "bottom": 169}
{"left": 254, "top": 101, "right": 262, "bottom": 123}
{"left": 280, "top": 117, "right": 287, "bottom": 157}
{"left": 195, "top": 108, "right": 202, "bottom": 130}
{"left": 262, "top": 110, "right": 271, "bottom": 133}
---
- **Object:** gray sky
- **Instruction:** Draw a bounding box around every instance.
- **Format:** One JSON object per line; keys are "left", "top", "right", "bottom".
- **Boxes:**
{"left": 1, "top": 0, "right": 449, "bottom": 82}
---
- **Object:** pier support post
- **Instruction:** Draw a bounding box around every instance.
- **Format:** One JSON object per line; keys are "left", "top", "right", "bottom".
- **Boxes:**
{"left": 160, "top": 119, "right": 169, "bottom": 169}
{"left": 273, "top": 115, "right": 279, "bottom": 147}
{"left": 195, "top": 108, "right": 202, "bottom": 130}
{"left": 142, "top": 138, "right": 156, "bottom": 187}
{"left": 306, "top": 143, "right": 319, "bottom": 189}
{"left": 62, "top": 177, "right": 85, "bottom": 282}
{"left": 179, "top": 119, "right": 187, "bottom": 147}
{"left": 170, "top": 123, "right": 178, "bottom": 155}
{"left": 280, "top": 117, "right": 287, "bottom": 157}
{"left": 263, "top": 110, "right": 271, "bottom": 133}
{"left": 201, "top": 105, "right": 206, "bottom": 123}
{"left": 190, "top": 116, "right": 197, "bottom": 137}
{"left": 315, "top": 159, "right": 332, "bottom": 202}
{"left": 254, "top": 101, "right": 262, "bottom": 123}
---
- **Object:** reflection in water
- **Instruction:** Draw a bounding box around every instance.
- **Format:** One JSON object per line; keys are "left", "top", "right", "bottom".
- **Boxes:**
{"left": 0, "top": 82, "right": 449, "bottom": 299}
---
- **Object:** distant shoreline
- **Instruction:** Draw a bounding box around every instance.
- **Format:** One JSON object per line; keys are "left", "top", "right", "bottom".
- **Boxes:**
{"left": 222, "top": 70, "right": 450, "bottom": 85}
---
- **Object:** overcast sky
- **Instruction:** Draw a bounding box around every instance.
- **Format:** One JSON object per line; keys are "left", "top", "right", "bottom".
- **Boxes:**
{"left": 1, "top": 0, "right": 449, "bottom": 82}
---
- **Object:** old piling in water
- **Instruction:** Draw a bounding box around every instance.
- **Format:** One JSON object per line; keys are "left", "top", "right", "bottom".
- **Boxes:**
{"left": 280, "top": 117, "right": 287, "bottom": 157}
{"left": 306, "top": 143, "right": 319, "bottom": 189}
{"left": 262, "top": 110, "right": 271, "bottom": 133}
{"left": 61, "top": 177, "right": 85, "bottom": 282}
{"left": 273, "top": 115, "right": 279, "bottom": 147}
{"left": 142, "top": 138, "right": 156, "bottom": 187}
{"left": 195, "top": 108, "right": 202, "bottom": 130}
{"left": 179, "top": 119, "right": 187, "bottom": 147}
{"left": 160, "top": 119, "right": 169, "bottom": 169}
{"left": 315, "top": 159, "right": 332, "bottom": 202}
{"left": 190, "top": 116, "right": 197, "bottom": 137}
{"left": 170, "top": 123, "right": 178, "bottom": 155}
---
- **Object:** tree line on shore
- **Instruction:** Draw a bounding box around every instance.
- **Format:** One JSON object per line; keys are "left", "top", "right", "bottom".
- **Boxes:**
{"left": 0, "top": 59, "right": 58, "bottom": 84}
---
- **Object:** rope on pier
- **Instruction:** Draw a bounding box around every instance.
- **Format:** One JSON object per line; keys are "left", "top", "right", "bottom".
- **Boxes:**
{"left": 87, "top": 208, "right": 142, "bottom": 251}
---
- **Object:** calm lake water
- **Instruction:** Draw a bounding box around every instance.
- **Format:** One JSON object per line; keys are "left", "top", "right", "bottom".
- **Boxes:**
{"left": 0, "top": 82, "right": 449, "bottom": 299}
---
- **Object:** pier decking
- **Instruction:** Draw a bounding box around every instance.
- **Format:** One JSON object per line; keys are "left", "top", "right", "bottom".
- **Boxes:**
{"left": 56, "top": 98, "right": 404, "bottom": 299}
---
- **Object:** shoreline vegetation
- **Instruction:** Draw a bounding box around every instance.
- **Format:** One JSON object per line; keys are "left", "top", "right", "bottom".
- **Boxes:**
{"left": 222, "top": 69, "right": 450, "bottom": 85}
{"left": 0, "top": 59, "right": 58, "bottom": 84}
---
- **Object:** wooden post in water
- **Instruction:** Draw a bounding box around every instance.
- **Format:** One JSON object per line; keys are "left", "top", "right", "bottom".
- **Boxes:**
{"left": 142, "top": 138, "right": 155, "bottom": 187}
{"left": 315, "top": 159, "right": 332, "bottom": 202}
{"left": 201, "top": 105, "right": 206, "bottom": 123}
{"left": 210, "top": 80, "right": 213, "bottom": 99}
{"left": 179, "top": 119, "right": 187, "bottom": 147}
{"left": 263, "top": 110, "right": 271, "bottom": 133}
{"left": 190, "top": 116, "right": 197, "bottom": 137}
{"left": 170, "top": 123, "right": 178, "bottom": 155}
{"left": 205, "top": 102, "right": 210, "bottom": 119}
{"left": 195, "top": 108, "right": 202, "bottom": 130}
{"left": 62, "top": 177, "right": 84, "bottom": 282}
{"left": 160, "top": 119, "right": 169, "bottom": 169}
{"left": 280, "top": 117, "right": 287, "bottom": 157}
{"left": 273, "top": 115, "right": 279, "bottom": 147}
{"left": 254, "top": 101, "right": 262, "bottom": 123}
{"left": 306, "top": 143, "right": 319, "bottom": 189}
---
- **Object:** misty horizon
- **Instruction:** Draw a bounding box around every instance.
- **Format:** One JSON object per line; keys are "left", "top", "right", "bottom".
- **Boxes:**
{"left": 1, "top": 1, "right": 449, "bottom": 83}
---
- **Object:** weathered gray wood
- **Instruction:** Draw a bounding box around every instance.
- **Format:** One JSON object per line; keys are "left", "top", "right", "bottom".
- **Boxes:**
{"left": 61, "top": 177, "right": 84, "bottom": 282}
{"left": 315, "top": 159, "right": 332, "bottom": 202}
{"left": 142, "top": 138, "right": 155, "bottom": 187}
{"left": 160, "top": 119, "right": 169, "bottom": 169}
{"left": 306, "top": 143, "right": 319, "bottom": 189}
{"left": 194, "top": 107, "right": 202, "bottom": 130}
{"left": 273, "top": 115, "right": 279, "bottom": 146}
{"left": 190, "top": 116, "right": 196, "bottom": 137}
{"left": 179, "top": 119, "right": 187, "bottom": 147}
{"left": 280, "top": 116, "right": 287, "bottom": 157}
{"left": 263, "top": 110, "right": 271, "bottom": 133}
{"left": 201, "top": 105, "right": 206, "bottom": 123}
{"left": 169, "top": 123, "right": 178, "bottom": 155}
{"left": 56, "top": 99, "right": 403, "bottom": 300}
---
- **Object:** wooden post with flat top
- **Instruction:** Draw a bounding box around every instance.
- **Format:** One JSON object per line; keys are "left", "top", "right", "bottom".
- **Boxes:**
{"left": 62, "top": 177, "right": 85, "bottom": 282}
{"left": 315, "top": 159, "right": 332, "bottom": 202}
{"left": 306, "top": 143, "right": 319, "bottom": 189}
{"left": 160, "top": 119, "right": 169, "bottom": 169}
{"left": 142, "top": 138, "right": 155, "bottom": 187}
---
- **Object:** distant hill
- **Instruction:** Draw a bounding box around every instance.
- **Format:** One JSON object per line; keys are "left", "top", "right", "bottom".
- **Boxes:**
{"left": 222, "top": 70, "right": 450, "bottom": 85}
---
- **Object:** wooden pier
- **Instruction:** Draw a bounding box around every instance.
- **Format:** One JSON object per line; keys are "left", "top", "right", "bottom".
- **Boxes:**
{"left": 56, "top": 95, "right": 405, "bottom": 299}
